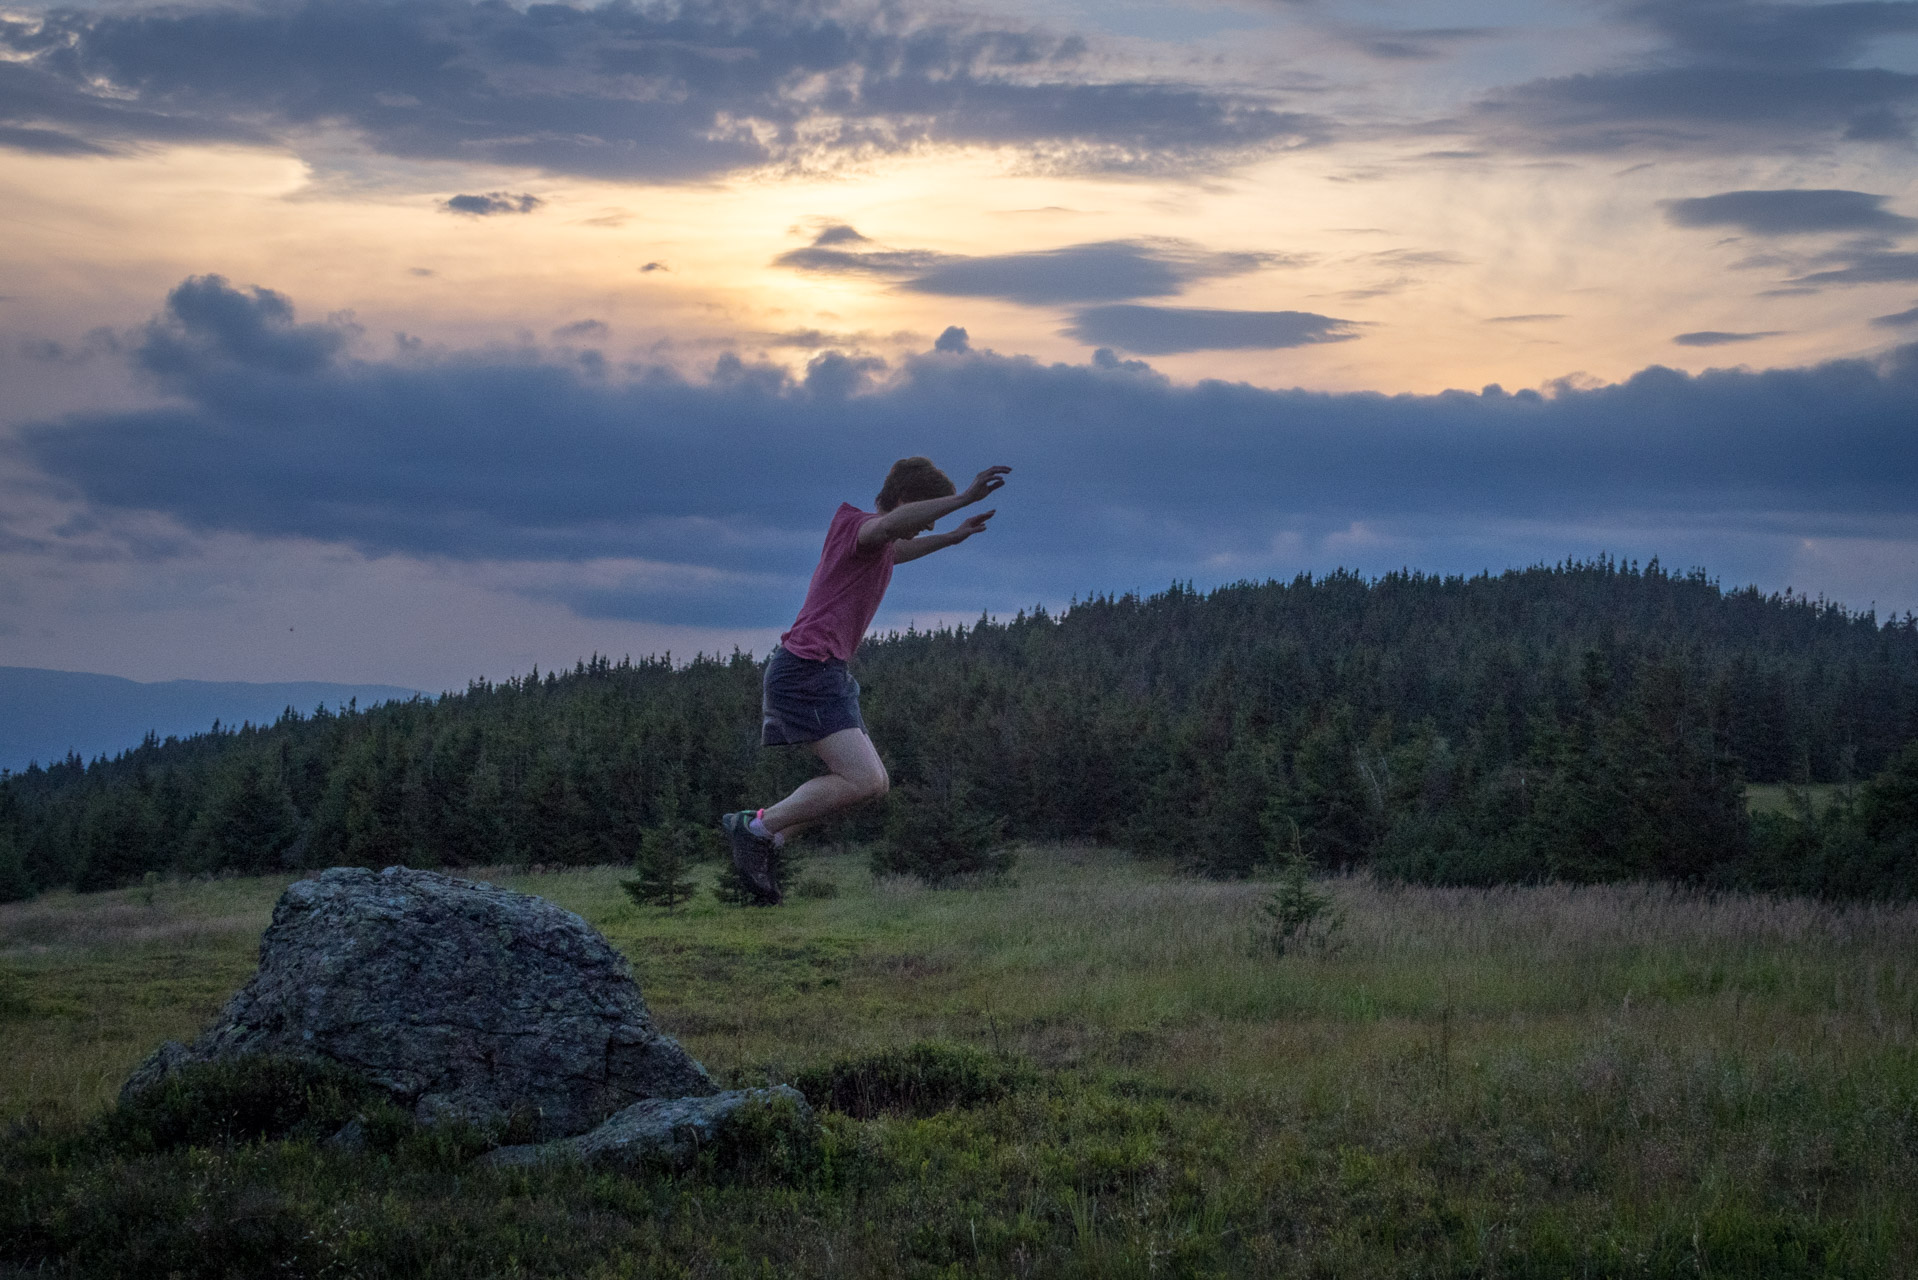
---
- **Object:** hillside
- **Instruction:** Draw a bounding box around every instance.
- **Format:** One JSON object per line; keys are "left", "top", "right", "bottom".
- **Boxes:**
{"left": 3, "top": 559, "right": 1915, "bottom": 900}
{"left": 0, "top": 667, "right": 422, "bottom": 775}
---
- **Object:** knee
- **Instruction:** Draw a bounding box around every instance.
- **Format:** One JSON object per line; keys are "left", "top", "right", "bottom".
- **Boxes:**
{"left": 859, "top": 765, "right": 890, "bottom": 803}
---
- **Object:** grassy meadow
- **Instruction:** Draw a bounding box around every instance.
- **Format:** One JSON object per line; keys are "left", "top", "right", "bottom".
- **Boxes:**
{"left": 3, "top": 848, "right": 1915, "bottom": 1277}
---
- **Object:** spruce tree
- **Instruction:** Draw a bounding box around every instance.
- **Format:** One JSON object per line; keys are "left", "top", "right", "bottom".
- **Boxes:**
{"left": 872, "top": 773, "right": 1012, "bottom": 885}
{"left": 622, "top": 785, "right": 700, "bottom": 913}
{"left": 189, "top": 749, "right": 301, "bottom": 875}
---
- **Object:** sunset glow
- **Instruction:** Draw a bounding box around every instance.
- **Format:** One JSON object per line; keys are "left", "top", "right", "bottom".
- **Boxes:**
{"left": 3, "top": 0, "right": 1915, "bottom": 686}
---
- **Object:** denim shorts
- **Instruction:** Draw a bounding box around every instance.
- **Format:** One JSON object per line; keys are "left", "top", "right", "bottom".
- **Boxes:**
{"left": 761, "top": 646, "right": 865, "bottom": 746}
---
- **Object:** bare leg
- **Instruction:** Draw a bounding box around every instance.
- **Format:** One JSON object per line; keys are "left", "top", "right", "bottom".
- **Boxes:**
{"left": 760, "top": 728, "right": 888, "bottom": 835}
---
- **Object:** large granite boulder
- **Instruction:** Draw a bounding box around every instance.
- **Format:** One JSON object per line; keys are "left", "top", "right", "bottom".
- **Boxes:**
{"left": 122, "top": 866, "right": 715, "bottom": 1140}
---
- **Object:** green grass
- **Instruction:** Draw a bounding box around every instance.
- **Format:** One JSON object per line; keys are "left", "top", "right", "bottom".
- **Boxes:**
{"left": 4, "top": 848, "right": 1916, "bottom": 1277}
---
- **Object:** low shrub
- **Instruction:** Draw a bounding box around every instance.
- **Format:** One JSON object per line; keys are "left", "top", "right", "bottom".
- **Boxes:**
{"left": 90, "top": 1055, "right": 385, "bottom": 1155}
{"left": 872, "top": 778, "right": 1014, "bottom": 886}
{"left": 793, "top": 1041, "right": 1032, "bottom": 1119}
{"left": 698, "top": 1091, "right": 823, "bottom": 1184}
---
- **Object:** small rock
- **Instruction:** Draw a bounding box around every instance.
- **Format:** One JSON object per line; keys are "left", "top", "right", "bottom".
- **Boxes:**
{"left": 324, "top": 1118, "right": 367, "bottom": 1152}
{"left": 118, "top": 1039, "right": 193, "bottom": 1103}
{"left": 482, "top": 1085, "right": 814, "bottom": 1173}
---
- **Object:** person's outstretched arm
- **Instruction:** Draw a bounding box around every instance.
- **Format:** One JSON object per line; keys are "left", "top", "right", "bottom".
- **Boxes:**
{"left": 858, "top": 465, "right": 1010, "bottom": 549}
{"left": 892, "top": 508, "right": 996, "bottom": 563}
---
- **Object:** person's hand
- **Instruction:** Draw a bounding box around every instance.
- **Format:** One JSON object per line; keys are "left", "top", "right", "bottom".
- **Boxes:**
{"left": 963, "top": 465, "right": 1011, "bottom": 504}
{"left": 951, "top": 509, "right": 996, "bottom": 541}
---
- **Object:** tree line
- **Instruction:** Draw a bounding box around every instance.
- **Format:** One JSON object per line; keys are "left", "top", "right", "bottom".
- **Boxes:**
{"left": 3, "top": 558, "right": 1915, "bottom": 902}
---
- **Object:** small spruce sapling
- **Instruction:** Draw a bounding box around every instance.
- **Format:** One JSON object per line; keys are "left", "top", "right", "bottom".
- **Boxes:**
{"left": 622, "top": 787, "right": 701, "bottom": 914}
{"left": 1253, "top": 817, "right": 1345, "bottom": 958}
{"left": 872, "top": 772, "right": 1013, "bottom": 885}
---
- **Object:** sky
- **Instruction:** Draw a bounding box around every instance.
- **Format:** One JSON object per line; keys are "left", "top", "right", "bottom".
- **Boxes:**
{"left": 1, "top": 0, "right": 1915, "bottom": 691}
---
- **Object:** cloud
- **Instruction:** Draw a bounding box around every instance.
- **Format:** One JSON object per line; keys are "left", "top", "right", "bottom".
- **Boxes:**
{"left": 903, "top": 242, "right": 1281, "bottom": 305}
{"left": 522, "top": 564, "right": 790, "bottom": 628}
{"left": 0, "top": 0, "right": 1329, "bottom": 179}
{"left": 1342, "top": 26, "right": 1500, "bottom": 61}
{"left": 1664, "top": 188, "right": 1918, "bottom": 235}
{"left": 1487, "top": 314, "right": 1566, "bottom": 323}
{"left": 136, "top": 275, "right": 354, "bottom": 378}
{"left": 1468, "top": 1, "right": 1918, "bottom": 155}
{"left": 1475, "top": 65, "right": 1918, "bottom": 154}
{"left": 1673, "top": 330, "right": 1784, "bottom": 346}
{"left": 0, "top": 31, "right": 268, "bottom": 157}
{"left": 776, "top": 228, "right": 1285, "bottom": 304}
{"left": 0, "top": 123, "right": 113, "bottom": 156}
{"left": 1872, "top": 303, "right": 1918, "bottom": 328}
{"left": 1623, "top": 0, "right": 1918, "bottom": 69}
{"left": 1369, "top": 249, "right": 1469, "bottom": 268}
{"left": 812, "top": 224, "right": 870, "bottom": 247}
{"left": 18, "top": 328, "right": 120, "bottom": 364}
{"left": 1790, "top": 250, "right": 1918, "bottom": 285}
{"left": 1061, "top": 305, "right": 1358, "bottom": 354}
{"left": 13, "top": 276, "right": 1918, "bottom": 626}
{"left": 444, "top": 192, "right": 542, "bottom": 217}
{"left": 773, "top": 235, "right": 956, "bottom": 279}
{"left": 552, "top": 319, "right": 608, "bottom": 341}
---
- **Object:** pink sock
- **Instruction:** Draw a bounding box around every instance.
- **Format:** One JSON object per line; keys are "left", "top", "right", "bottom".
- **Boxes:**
{"left": 750, "top": 809, "right": 785, "bottom": 847}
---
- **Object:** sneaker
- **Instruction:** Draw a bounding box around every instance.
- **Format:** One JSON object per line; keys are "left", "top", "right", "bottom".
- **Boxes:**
{"left": 722, "top": 810, "right": 781, "bottom": 904}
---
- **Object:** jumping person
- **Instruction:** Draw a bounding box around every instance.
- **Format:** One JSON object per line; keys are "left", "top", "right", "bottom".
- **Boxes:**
{"left": 722, "top": 457, "right": 1011, "bottom": 902}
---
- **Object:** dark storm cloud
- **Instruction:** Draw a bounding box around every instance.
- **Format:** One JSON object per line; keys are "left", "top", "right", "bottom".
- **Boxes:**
{"left": 0, "top": 0, "right": 1328, "bottom": 179}
{"left": 1673, "top": 330, "right": 1784, "bottom": 345}
{"left": 1470, "top": 0, "right": 1918, "bottom": 154}
{"left": 1061, "top": 305, "right": 1358, "bottom": 354}
{"left": 444, "top": 192, "right": 542, "bottom": 216}
{"left": 12, "top": 276, "right": 1918, "bottom": 626}
{"left": 1664, "top": 189, "right": 1918, "bottom": 235}
{"left": 776, "top": 229, "right": 1285, "bottom": 305}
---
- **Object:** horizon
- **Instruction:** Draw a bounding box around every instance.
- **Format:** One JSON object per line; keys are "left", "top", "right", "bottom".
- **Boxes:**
{"left": 3, "top": 0, "right": 1915, "bottom": 688}
{"left": 7, "top": 552, "right": 1906, "bottom": 701}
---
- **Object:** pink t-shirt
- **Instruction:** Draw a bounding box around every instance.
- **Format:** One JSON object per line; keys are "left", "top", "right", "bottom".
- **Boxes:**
{"left": 780, "top": 503, "right": 896, "bottom": 662}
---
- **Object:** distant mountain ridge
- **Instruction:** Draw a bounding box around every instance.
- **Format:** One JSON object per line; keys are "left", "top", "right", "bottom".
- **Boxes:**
{"left": 0, "top": 666, "right": 423, "bottom": 774}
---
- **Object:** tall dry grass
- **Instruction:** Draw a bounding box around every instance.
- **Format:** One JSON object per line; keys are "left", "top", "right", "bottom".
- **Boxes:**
{"left": 5, "top": 851, "right": 1914, "bottom": 1196}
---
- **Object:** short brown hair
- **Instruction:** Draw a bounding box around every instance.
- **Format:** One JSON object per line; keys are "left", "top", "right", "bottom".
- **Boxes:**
{"left": 876, "top": 456, "right": 955, "bottom": 512}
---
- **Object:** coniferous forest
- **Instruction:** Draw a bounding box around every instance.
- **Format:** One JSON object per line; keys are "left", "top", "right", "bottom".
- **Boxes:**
{"left": 4, "top": 558, "right": 1916, "bottom": 902}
